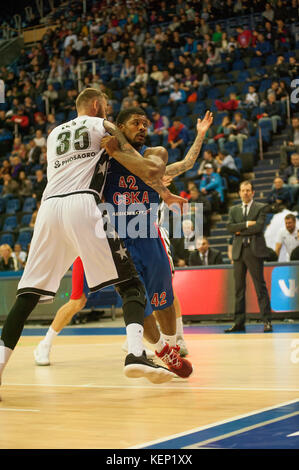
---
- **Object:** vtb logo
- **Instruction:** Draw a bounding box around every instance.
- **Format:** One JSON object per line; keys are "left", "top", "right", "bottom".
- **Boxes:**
{"left": 278, "top": 279, "right": 298, "bottom": 298}
{"left": 271, "top": 267, "right": 299, "bottom": 312}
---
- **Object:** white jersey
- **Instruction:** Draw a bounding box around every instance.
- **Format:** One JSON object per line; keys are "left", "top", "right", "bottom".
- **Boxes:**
{"left": 43, "top": 115, "right": 108, "bottom": 200}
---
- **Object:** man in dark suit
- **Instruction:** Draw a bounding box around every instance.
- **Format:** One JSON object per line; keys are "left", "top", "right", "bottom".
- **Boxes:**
{"left": 225, "top": 180, "right": 272, "bottom": 333}
{"left": 189, "top": 236, "right": 223, "bottom": 266}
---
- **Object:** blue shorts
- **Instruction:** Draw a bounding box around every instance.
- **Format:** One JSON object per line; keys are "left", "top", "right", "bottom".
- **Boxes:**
{"left": 123, "top": 234, "right": 174, "bottom": 318}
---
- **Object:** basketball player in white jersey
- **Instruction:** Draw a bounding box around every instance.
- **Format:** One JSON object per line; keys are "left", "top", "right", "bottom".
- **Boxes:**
{"left": 0, "top": 88, "right": 189, "bottom": 390}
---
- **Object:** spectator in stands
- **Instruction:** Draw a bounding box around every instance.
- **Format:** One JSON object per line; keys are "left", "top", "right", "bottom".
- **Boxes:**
{"left": 27, "top": 139, "right": 42, "bottom": 165}
{"left": 42, "top": 84, "right": 58, "bottom": 110}
{"left": 168, "top": 81, "right": 187, "bottom": 114}
{"left": 137, "top": 86, "right": 156, "bottom": 111}
{"left": 262, "top": 3, "right": 275, "bottom": 23}
{"left": 10, "top": 156, "right": 23, "bottom": 181}
{"left": 206, "top": 44, "right": 221, "bottom": 67}
{"left": 34, "top": 129, "right": 47, "bottom": 148}
{"left": 46, "top": 114, "right": 58, "bottom": 134}
{"left": 121, "top": 88, "right": 138, "bottom": 110}
{"left": 254, "top": 33, "right": 272, "bottom": 58}
{"left": 275, "top": 213, "right": 299, "bottom": 261}
{"left": 120, "top": 58, "right": 135, "bottom": 84}
{"left": 280, "top": 117, "right": 299, "bottom": 169}
{"left": 12, "top": 243, "right": 27, "bottom": 270}
{"left": 200, "top": 163, "right": 224, "bottom": 212}
{"left": 11, "top": 107, "right": 30, "bottom": 137}
{"left": 275, "top": 19, "right": 290, "bottom": 53}
{"left": 266, "top": 177, "right": 292, "bottom": 213}
{"left": 188, "top": 185, "right": 212, "bottom": 236}
{"left": 215, "top": 92, "right": 240, "bottom": 113}
{"left": 244, "top": 85, "right": 259, "bottom": 108}
{"left": 171, "top": 219, "right": 195, "bottom": 267}
{"left": 215, "top": 150, "right": 240, "bottom": 191}
{"left": 281, "top": 154, "right": 299, "bottom": 210}
{"left": 148, "top": 111, "right": 169, "bottom": 138}
{"left": 197, "top": 150, "right": 217, "bottom": 178}
{"left": 157, "top": 69, "right": 175, "bottom": 95}
{"left": 189, "top": 236, "right": 223, "bottom": 266}
{"left": 32, "top": 169, "right": 47, "bottom": 201}
{"left": 236, "top": 26, "right": 253, "bottom": 49}
{"left": 227, "top": 111, "right": 249, "bottom": 153}
{"left": 167, "top": 117, "right": 190, "bottom": 157}
{"left": 0, "top": 160, "right": 12, "bottom": 181}
{"left": 288, "top": 56, "right": 298, "bottom": 79}
{"left": 1, "top": 174, "right": 19, "bottom": 197}
{"left": 130, "top": 66, "right": 149, "bottom": 89}
{"left": 258, "top": 93, "right": 281, "bottom": 133}
{"left": 18, "top": 171, "right": 33, "bottom": 198}
{"left": 271, "top": 56, "right": 289, "bottom": 80}
{"left": 0, "top": 245, "right": 18, "bottom": 272}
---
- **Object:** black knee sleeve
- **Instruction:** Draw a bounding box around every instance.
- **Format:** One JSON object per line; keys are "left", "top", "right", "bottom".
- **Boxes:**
{"left": 1, "top": 293, "right": 40, "bottom": 349}
{"left": 117, "top": 277, "right": 146, "bottom": 327}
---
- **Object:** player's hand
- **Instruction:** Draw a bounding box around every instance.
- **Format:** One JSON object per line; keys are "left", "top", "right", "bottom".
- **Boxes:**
{"left": 100, "top": 136, "right": 120, "bottom": 155}
{"left": 247, "top": 221, "right": 256, "bottom": 227}
{"left": 161, "top": 174, "right": 173, "bottom": 187}
{"left": 196, "top": 111, "right": 213, "bottom": 136}
{"left": 163, "top": 192, "right": 188, "bottom": 213}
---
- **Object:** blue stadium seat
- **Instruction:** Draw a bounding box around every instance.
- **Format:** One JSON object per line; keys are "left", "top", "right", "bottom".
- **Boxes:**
{"left": 175, "top": 104, "right": 188, "bottom": 117}
{"left": 6, "top": 199, "right": 20, "bottom": 214}
{"left": 22, "top": 197, "right": 36, "bottom": 213}
{"left": 63, "top": 79, "right": 75, "bottom": 90}
{"left": 157, "top": 95, "right": 169, "bottom": 107}
{"left": 0, "top": 198, "right": 5, "bottom": 214}
{"left": 159, "top": 105, "right": 172, "bottom": 118}
{"left": 149, "top": 134, "right": 162, "bottom": 147}
{"left": 180, "top": 116, "right": 192, "bottom": 128}
{"left": 243, "top": 136, "right": 258, "bottom": 153}
{"left": 17, "top": 230, "right": 33, "bottom": 251}
{"left": 249, "top": 57, "right": 263, "bottom": 68}
{"left": 2, "top": 216, "right": 18, "bottom": 232}
{"left": 20, "top": 213, "right": 32, "bottom": 227}
{"left": 206, "top": 88, "right": 221, "bottom": 99}
{"left": 223, "top": 141, "right": 238, "bottom": 156}
{"left": 167, "top": 148, "right": 181, "bottom": 163}
{"left": 232, "top": 60, "right": 245, "bottom": 71}
{"left": 265, "top": 54, "right": 277, "bottom": 66}
{"left": 67, "top": 110, "right": 77, "bottom": 120}
{"left": 204, "top": 142, "right": 218, "bottom": 155}
{"left": 55, "top": 112, "right": 65, "bottom": 123}
{"left": 224, "top": 85, "right": 238, "bottom": 98}
{"left": 237, "top": 70, "right": 250, "bottom": 82}
{"left": 0, "top": 233, "right": 15, "bottom": 247}
{"left": 234, "top": 156, "right": 243, "bottom": 173}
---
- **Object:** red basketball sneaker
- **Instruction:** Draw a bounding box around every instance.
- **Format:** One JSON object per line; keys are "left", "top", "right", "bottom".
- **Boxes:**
{"left": 156, "top": 344, "right": 193, "bottom": 378}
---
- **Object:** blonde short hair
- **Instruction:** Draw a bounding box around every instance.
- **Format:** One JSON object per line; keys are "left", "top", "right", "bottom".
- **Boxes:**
{"left": 0, "top": 244, "right": 12, "bottom": 255}
{"left": 75, "top": 87, "right": 107, "bottom": 111}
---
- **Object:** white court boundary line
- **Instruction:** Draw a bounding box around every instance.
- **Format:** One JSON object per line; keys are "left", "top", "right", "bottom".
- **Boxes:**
{"left": 128, "top": 398, "right": 299, "bottom": 449}
{"left": 3, "top": 382, "right": 299, "bottom": 392}
{"left": 0, "top": 408, "right": 40, "bottom": 412}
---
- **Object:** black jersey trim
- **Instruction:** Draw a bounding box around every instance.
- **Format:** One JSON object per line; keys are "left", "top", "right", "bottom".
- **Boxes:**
{"left": 17, "top": 287, "right": 56, "bottom": 302}
{"left": 89, "top": 275, "right": 132, "bottom": 293}
{"left": 45, "top": 190, "right": 101, "bottom": 204}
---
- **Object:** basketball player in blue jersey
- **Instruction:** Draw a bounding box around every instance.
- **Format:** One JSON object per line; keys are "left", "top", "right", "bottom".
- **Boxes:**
{"left": 101, "top": 107, "right": 213, "bottom": 378}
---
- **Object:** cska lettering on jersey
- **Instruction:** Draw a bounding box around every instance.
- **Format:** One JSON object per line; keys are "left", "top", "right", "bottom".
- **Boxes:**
{"left": 104, "top": 145, "right": 160, "bottom": 238}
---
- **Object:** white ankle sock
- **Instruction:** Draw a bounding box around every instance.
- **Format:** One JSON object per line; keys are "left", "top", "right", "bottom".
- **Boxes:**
{"left": 126, "top": 323, "right": 144, "bottom": 357}
{"left": 43, "top": 327, "right": 58, "bottom": 347}
{"left": 162, "top": 334, "right": 177, "bottom": 348}
{"left": 176, "top": 317, "right": 184, "bottom": 338}
{"left": 0, "top": 345, "right": 13, "bottom": 380}
{"left": 153, "top": 335, "right": 166, "bottom": 354}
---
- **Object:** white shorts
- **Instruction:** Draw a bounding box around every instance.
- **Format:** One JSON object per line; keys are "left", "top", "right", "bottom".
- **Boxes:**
{"left": 17, "top": 192, "right": 136, "bottom": 303}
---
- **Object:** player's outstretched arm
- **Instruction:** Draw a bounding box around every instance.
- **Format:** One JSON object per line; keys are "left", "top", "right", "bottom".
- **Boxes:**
{"left": 164, "top": 111, "right": 213, "bottom": 181}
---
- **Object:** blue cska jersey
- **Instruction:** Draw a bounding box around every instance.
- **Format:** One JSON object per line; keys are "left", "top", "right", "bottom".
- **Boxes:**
{"left": 103, "top": 145, "right": 160, "bottom": 238}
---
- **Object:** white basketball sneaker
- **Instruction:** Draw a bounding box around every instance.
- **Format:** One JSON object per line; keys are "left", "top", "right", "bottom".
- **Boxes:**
{"left": 122, "top": 339, "right": 155, "bottom": 358}
{"left": 34, "top": 341, "right": 51, "bottom": 366}
{"left": 176, "top": 336, "right": 189, "bottom": 357}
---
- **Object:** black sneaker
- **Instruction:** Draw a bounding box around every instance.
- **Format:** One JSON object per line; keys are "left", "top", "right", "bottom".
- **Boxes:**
{"left": 264, "top": 322, "right": 273, "bottom": 333}
{"left": 124, "top": 351, "right": 176, "bottom": 384}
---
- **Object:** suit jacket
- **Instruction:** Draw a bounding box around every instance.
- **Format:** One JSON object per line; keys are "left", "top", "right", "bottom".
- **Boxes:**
{"left": 189, "top": 248, "right": 223, "bottom": 266}
{"left": 227, "top": 201, "right": 269, "bottom": 260}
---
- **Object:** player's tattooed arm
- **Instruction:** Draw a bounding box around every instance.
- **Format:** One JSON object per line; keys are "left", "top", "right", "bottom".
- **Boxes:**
{"left": 164, "top": 111, "right": 213, "bottom": 181}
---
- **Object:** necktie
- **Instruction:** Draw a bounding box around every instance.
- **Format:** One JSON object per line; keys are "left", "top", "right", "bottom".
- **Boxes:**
{"left": 243, "top": 204, "right": 249, "bottom": 247}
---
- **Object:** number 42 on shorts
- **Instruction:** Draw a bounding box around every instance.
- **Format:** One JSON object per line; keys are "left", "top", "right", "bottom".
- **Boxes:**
{"left": 151, "top": 292, "right": 167, "bottom": 308}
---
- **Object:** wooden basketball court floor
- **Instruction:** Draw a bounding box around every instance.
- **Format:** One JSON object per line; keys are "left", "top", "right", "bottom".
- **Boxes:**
{"left": 0, "top": 322, "right": 298, "bottom": 449}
